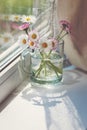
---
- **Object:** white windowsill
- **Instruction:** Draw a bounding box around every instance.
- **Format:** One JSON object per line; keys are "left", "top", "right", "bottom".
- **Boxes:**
{"left": 0, "top": 56, "right": 25, "bottom": 103}
{"left": 0, "top": 67, "right": 87, "bottom": 130}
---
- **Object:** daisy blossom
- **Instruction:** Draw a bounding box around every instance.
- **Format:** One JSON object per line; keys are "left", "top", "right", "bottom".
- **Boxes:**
{"left": 28, "top": 40, "right": 37, "bottom": 50}
{"left": 39, "top": 39, "right": 52, "bottom": 53}
{"left": 59, "top": 20, "right": 71, "bottom": 33}
{"left": 0, "top": 32, "right": 14, "bottom": 44}
{"left": 28, "top": 15, "right": 37, "bottom": 24}
{"left": 10, "top": 14, "right": 21, "bottom": 22}
{"left": 28, "top": 30, "right": 39, "bottom": 42}
{"left": 20, "top": 15, "right": 36, "bottom": 24}
{"left": 3, "top": 14, "right": 10, "bottom": 21}
{"left": 17, "top": 34, "right": 28, "bottom": 47}
{"left": 49, "top": 38, "right": 58, "bottom": 50}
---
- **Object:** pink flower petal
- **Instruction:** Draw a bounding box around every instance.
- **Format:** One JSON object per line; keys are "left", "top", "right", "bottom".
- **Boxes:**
{"left": 18, "top": 23, "right": 30, "bottom": 30}
{"left": 59, "top": 20, "right": 71, "bottom": 33}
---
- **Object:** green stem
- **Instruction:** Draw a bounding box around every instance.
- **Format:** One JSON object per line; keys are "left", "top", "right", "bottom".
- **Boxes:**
{"left": 40, "top": 51, "right": 44, "bottom": 58}
{"left": 47, "top": 60, "right": 62, "bottom": 74}
{"left": 35, "top": 65, "right": 43, "bottom": 77}
{"left": 24, "top": 28, "right": 28, "bottom": 35}
{"left": 46, "top": 61, "right": 59, "bottom": 78}
{"left": 35, "top": 60, "right": 45, "bottom": 77}
{"left": 58, "top": 32, "right": 68, "bottom": 41}
{"left": 47, "top": 50, "right": 52, "bottom": 58}
{"left": 57, "top": 28, "right": 64, "bottom": 39}
{"left": 35, "top": 60, "right": 46, "bottom": 77}
{"left": 44, "top": 62, "right": 47, "bottom": 76}
{"left": 34, "top": 54, "right": 63, "bottom": 78}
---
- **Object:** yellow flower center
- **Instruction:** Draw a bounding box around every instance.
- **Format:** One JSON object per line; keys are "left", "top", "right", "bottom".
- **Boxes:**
{"left": 4, "top": 37, "right": 9, "bottom": 43}
{"left": 42, "top": 42, "right": 48, "bottom": 48}
{"left": 5, "top": 16, "right": 9, "bottom": 20}
{"left": 31, "top": 34, "right": 37, "bottom": 39}
{"left": 22, "top": 39, "right": 27, "bottom": 44}
{"left": 15, "top": 16, "right": 19, "bottom": 21}
{"left": 26, "top": 17, "right": 31, "bottom": 21}
{"left": 29, "top": 41, "right": 34, "bottom": 46}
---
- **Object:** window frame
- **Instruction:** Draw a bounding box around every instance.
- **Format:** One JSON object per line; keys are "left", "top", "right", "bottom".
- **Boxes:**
{"left": 0, "top": 43, "right": 28, "bottom": 72}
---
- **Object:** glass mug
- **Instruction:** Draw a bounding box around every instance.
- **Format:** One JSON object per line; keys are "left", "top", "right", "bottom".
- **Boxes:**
{"left": 21, "top": 40, "right": 64, "bottom": 88}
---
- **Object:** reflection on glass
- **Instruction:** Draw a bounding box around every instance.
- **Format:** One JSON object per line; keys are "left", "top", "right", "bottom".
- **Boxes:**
{"left": 0, "top": 0, "right": 49, "bottom": 55}
{"left": 0, "top": 0, "right": 34, "bottom": 55}
{"left": 0, "top": 0, "right": 51, "bottom": 72}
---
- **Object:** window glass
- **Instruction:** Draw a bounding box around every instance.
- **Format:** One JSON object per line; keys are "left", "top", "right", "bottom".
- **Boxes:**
{"left": 0, "top": 0, "right": 50, "bottom": 71}
{"left": 0, "top": 0, "right": 33, "bottom": 54}
{"left": 0, "top": 0, "right": 35, "bottom": 71}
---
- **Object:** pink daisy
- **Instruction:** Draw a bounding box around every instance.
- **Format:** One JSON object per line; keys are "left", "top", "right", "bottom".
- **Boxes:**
{"left": 50, "top": 38, "right": 58, "bottom": 50}
{"left": 59, "top": 20, "right": 71, "bottom": 33}
{"left": 18, "top": 23, "right": 30, "bottom": 30}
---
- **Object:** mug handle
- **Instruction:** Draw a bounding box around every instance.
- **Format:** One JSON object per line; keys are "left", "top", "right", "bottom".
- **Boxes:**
{"left": 20, "top": 49, "right": 32, "bottom": 75}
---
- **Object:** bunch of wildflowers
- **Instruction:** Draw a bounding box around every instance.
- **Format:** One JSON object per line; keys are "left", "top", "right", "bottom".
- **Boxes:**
{"left": 0, "top": 14, "right": 36, "bottom": 48}
{"left": 17, "top": 19, "right": 71, "bottom": 54}
{"left": 17, "top": 19, "right": 71, "bottom": 78}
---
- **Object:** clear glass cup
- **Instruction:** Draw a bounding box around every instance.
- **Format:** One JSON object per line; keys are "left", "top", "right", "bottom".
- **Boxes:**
{"left": 30, "top": 40, "right": 64, "bottom": 88}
